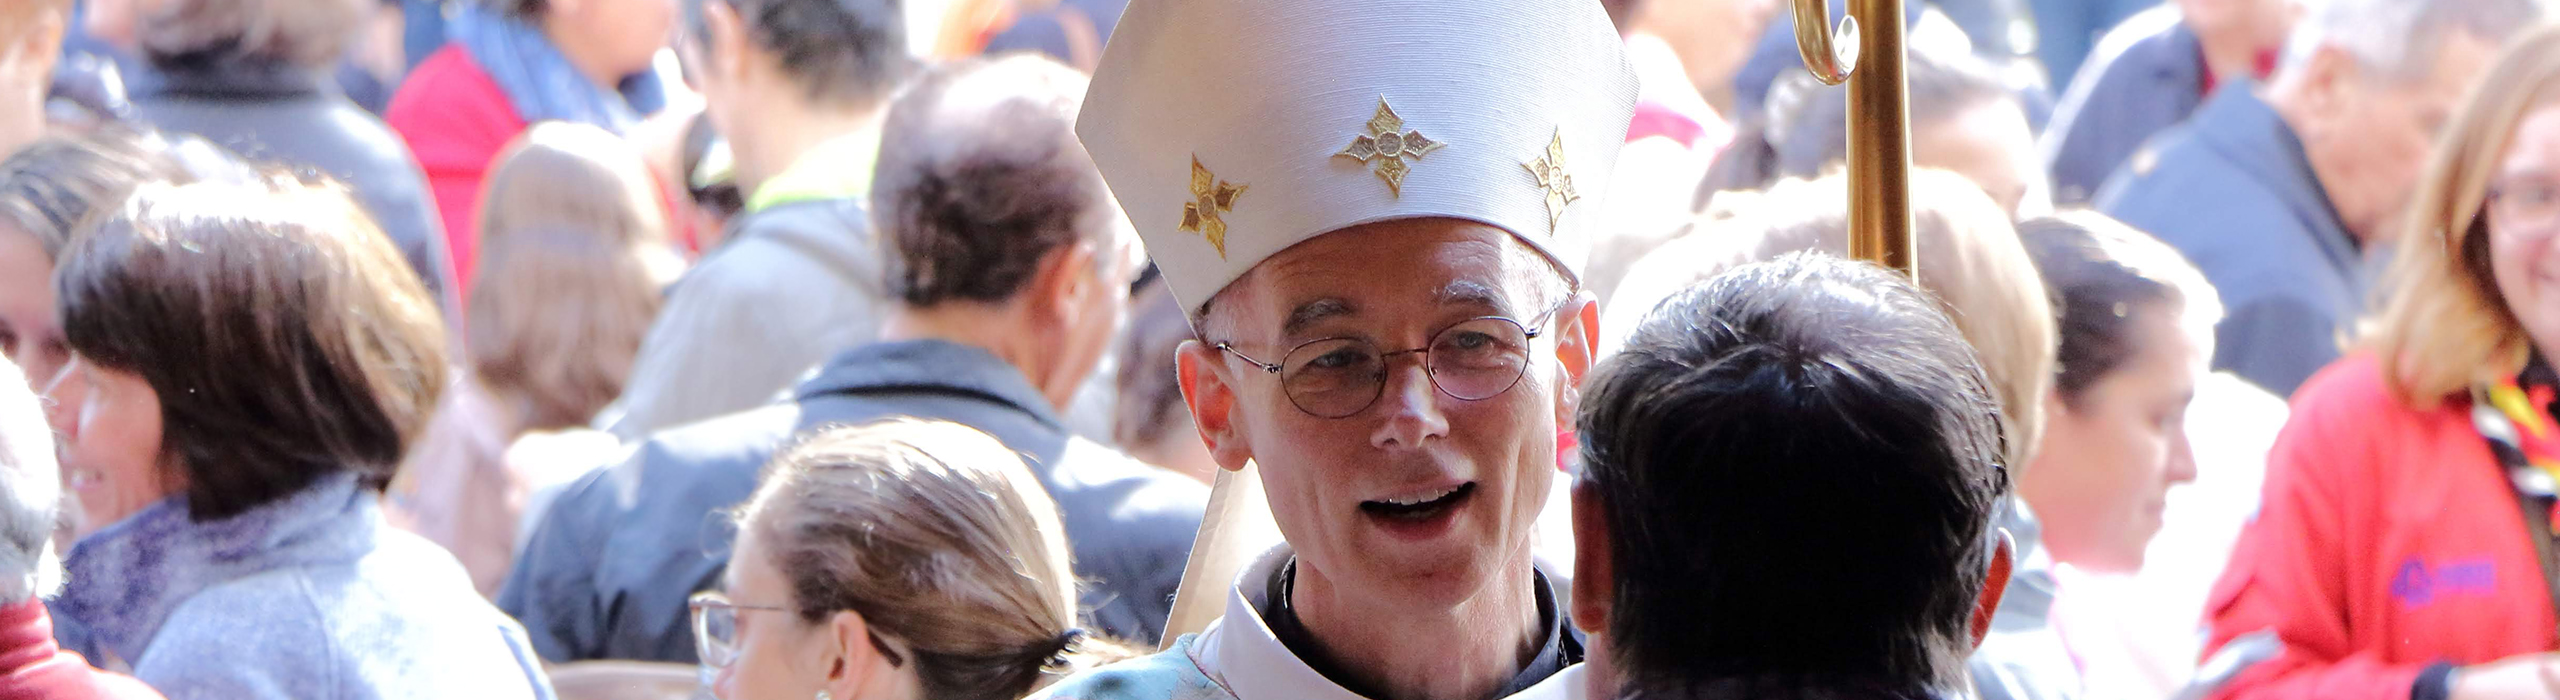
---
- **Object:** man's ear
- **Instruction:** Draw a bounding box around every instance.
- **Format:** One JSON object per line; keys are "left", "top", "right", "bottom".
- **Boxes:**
{"left": 2294, "top": 46, "right": 2359, "bottom": 127}
{"left": 1030, "top": 242, "right": 1101, "bottom": 327}
{"left": 1569, "top": 480, "right": 1614, "bottom": 636}
{"left": 1551, "top": 290, "right": 1600, "bottom": 425}
{"left": 1177, "top": 340, "right": 1253, "bottom": 472}
{"left": 701, "top": 0, "right": 754, "bottom": 86}
{"left": 1969, "top": 528, "right": 2016, "bottom": 649}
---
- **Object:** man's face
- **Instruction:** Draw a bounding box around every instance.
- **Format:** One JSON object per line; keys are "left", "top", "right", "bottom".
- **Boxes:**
{"left": 2310, "top": 34, "right": 2499, "bottom": 242}
{"left": 1193, "top": 220, "right": 1570, "bottom": 607}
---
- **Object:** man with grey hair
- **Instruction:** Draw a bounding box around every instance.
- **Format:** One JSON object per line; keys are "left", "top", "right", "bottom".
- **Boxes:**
{"left": 0, "top": 355, "right": 162, "bottom": 698}
{"left": 2096, "top": 0, "right": 2538, "bottom": 397}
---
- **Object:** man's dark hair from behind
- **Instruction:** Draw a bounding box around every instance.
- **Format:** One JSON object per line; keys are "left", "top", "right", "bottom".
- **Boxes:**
{"left": 872, "top": 54, "right": 1110, "bottom": 307}
{"left": 1577, "top": 253, "right": 2011, "bottom": 698}
{"left": 684, "top": 0, "right": 911, "bottom": 106}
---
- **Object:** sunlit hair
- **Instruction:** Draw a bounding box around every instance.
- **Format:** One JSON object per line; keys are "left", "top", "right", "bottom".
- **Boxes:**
{"left": 2364, "top": 24, "right": 2560, "bottom": 406}
{"left": 470, "top": 122, "right": 674, "bottom": 431}
{"left": 135, "top": 0, "right": 372, "bottom": 70}
{"left": 0, "top": 126, "right": 208, "bottom": 260}
{"left": 2018, "top": 211, "right": 2223, "bottom": 407}
{"left": 57, "top": 174, "right": 448, "bottom": 521}
{"left": 1607, "top": 169, "right": 2055, "bottom": 472}
{"left": 738, "top": 419, "right": 1134, "bottom": 700}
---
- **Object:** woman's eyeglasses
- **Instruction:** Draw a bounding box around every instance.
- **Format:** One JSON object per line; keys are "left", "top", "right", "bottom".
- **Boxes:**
{"left": 688, "top": 591, "right": 906, "bottom": 669}
{"left": 2489, "top": 176, "right": 2560, "bottom": 233}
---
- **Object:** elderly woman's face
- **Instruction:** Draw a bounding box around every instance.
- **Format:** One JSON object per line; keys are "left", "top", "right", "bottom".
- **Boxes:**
{"left": 41, "top": 357, "right": 172, "bottom": 535}
{"left": 2490, "top": 103, "right": 2560, "bottom": 358}
{"left": 0, "top": 230, "right": 66, "bottom": 389}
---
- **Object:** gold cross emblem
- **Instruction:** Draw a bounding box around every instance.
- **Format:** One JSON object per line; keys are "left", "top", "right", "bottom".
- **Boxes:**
{"left": 1335, "top": 98, "right": 1445, "bottom": 197}
{"left": 1181, "top": 155, "right": 1247, "bottom": 259}
{"left": 1523, "top": 129, "right": 1580, "bottom": 233}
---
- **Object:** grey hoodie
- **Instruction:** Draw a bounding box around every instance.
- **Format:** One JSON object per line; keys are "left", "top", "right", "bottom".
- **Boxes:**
{"left": 603, "top": 197, "right": 886, "bottom": 440}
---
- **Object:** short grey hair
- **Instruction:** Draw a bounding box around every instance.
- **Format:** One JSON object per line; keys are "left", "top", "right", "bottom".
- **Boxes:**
{"left": 2280, "top": 0, "right": 2545, "bottom": 82}
{"left": 0, "top": 357, "right": 61, "bottom": 603}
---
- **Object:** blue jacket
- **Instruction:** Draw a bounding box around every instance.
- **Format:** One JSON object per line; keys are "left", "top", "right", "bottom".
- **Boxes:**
{"left": 2042, "top": 6, "right": 2204, "bottom": 205}
{"left": 129, "top": 64, "right": 458, "bottom": 320}
{"left": 501, "top": 339, "right": 1209, "bottom": 663}
{"left": 49, "top": 473, "right": 555, "bottom": 700}
{"left": 2097, "top": 86, "right": 2368, "bottom": 398}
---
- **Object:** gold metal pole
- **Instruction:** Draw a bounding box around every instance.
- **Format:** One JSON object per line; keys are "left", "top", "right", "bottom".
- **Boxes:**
{"left": 1791, "top": 0, "right": 1915, "bottom": 276}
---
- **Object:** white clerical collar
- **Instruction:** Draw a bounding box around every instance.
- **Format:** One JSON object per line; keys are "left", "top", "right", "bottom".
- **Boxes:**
{"left": 1195, "top": 545, "right": 1367, "bottom": 700}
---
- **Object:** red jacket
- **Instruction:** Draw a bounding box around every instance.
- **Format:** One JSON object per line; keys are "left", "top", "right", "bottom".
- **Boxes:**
{"left": 0, "top": 598, "right": 163, "bottom": 700}
{"left": 385, "top": 45, "right": 530, "bottom": 306}
{"left": 2206, "top": 354, "right": 2558, "bottom": 700}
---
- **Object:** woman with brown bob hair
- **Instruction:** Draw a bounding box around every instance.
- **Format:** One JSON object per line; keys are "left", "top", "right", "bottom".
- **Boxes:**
{"left": 393, "top": 121, "right": 678, "bottom": 596}
{"left": 696, "top": 419, "right": 1131, "bottom": 700}
{"left": 2198, "top": 25, "right": 2560, "bottom": 700}
{"left": 38, "top": 175, "right": 555, "bottom": 699}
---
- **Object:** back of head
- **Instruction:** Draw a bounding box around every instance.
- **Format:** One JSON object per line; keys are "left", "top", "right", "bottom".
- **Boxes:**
{"left": 1612, "top": 171, "right": 2055, "bottom": 471}
{"left": 1701, "top": 50, "right": 2016, "bottom": 197}
{"left": 873, "top": 54, "right": 1113, "bottom": 308}
{"left": 1578, "top": 253, "right": 2009, "bottom": 694}
{"left": 56, "top": 174, "right": 449, "bottom": 521}
{"left": 686, "top": 0, "right": 911, "bottom": 107}
{"left": 471, "top": 123, "right": 673, "bottom": 430}
{"left": 742, "top": 419, "right": 1118, "bottom": 700}
{"left": 0, "top": 126, "right": 213, "bottom": 260}
{"left": 2279, "top": 0, "right": 2542, "bottom": 84}
{"left": 1113, "top": 276, "right": 1195, "bottom": 455}
{"left": 0, "top": 357, "right": 60, "bottom": 603}
{"left": 479, "top": 122, "right": 673, "bottom": 252}
{"left": 135, "top": 0, "right": 372, "bottom": 71}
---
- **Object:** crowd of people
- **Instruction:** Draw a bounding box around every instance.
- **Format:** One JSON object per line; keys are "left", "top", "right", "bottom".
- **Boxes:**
{"left": 0, "top": 0, "right": 2554, "bottom": 699}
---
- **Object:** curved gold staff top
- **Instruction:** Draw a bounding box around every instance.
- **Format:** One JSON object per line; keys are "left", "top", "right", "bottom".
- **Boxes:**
{"left": 1792, "top": 0, "right": 1916, "bottom": 276}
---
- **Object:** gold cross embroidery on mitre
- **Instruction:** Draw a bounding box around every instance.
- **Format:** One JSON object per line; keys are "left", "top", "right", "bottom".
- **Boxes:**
{"left": 1335, "top": 98, "right": 1445, "bottom": 197}
{"left": 1181, "top": 156, "right": 1247, "bottom": 259}
{"left": 1524, "top": 129, "right": 1580, "bottom": 233}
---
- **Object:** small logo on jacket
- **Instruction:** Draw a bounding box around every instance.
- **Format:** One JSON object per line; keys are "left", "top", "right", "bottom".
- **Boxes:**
{"left": 2390, "top": 557, "right": 2497, "bottom": 607}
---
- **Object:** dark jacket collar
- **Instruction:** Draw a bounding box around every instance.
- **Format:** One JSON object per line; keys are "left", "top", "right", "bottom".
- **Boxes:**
{"left": 51, "top": 473, "right": 376, "bottom": 664}
{"left": 130, "top": 62, "right": 337, "bottom": 102}
{"left": 791, "top": 339, "right": 1065, "bottom": 432}
{"left": 2187, "top": 85, "right": 2363, "bottom": 268}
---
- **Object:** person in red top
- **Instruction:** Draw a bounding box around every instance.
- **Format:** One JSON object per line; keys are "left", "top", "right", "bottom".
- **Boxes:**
{"left": 2201, "top": 25, "right": 2560, "bottom": 700}
{"left": 386, "top": 0, "right": 672, "bottom": 302}
{"left": 0, "top": 357, "right": 160, "bottom": 700}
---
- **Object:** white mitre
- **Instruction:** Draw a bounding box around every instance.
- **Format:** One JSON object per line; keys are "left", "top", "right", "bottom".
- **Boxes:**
{"left": 1077, "top": 0, "right": 1642, "bottom": 317}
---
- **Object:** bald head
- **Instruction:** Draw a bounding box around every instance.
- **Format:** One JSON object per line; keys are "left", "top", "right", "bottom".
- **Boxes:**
{"left": 0, "top": 356, "right": 61, "bottom": 603}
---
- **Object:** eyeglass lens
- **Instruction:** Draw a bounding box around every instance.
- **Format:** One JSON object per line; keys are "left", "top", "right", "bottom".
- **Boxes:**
{"left": 1278, "top": 317, "right": 1532, "bottom": 418}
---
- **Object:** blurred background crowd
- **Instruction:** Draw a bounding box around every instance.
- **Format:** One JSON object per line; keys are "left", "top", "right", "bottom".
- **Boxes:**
{"left": 0, "top": 0, "right": 2554, "bottom": 698}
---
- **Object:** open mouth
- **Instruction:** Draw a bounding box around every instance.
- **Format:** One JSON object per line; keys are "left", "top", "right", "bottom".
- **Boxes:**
{"left": 1360, "top": 482, "right": 1476, "bottom": 522}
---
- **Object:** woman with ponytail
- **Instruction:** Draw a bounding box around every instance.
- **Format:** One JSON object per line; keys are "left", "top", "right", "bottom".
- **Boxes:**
{"left": 693, "top": 419, "right": 1135, "bottom": 700}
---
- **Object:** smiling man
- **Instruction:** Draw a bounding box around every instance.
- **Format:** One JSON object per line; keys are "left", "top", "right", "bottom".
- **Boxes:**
{"left": 1037, "top": 1, "right": 1637, "bottom": 700}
